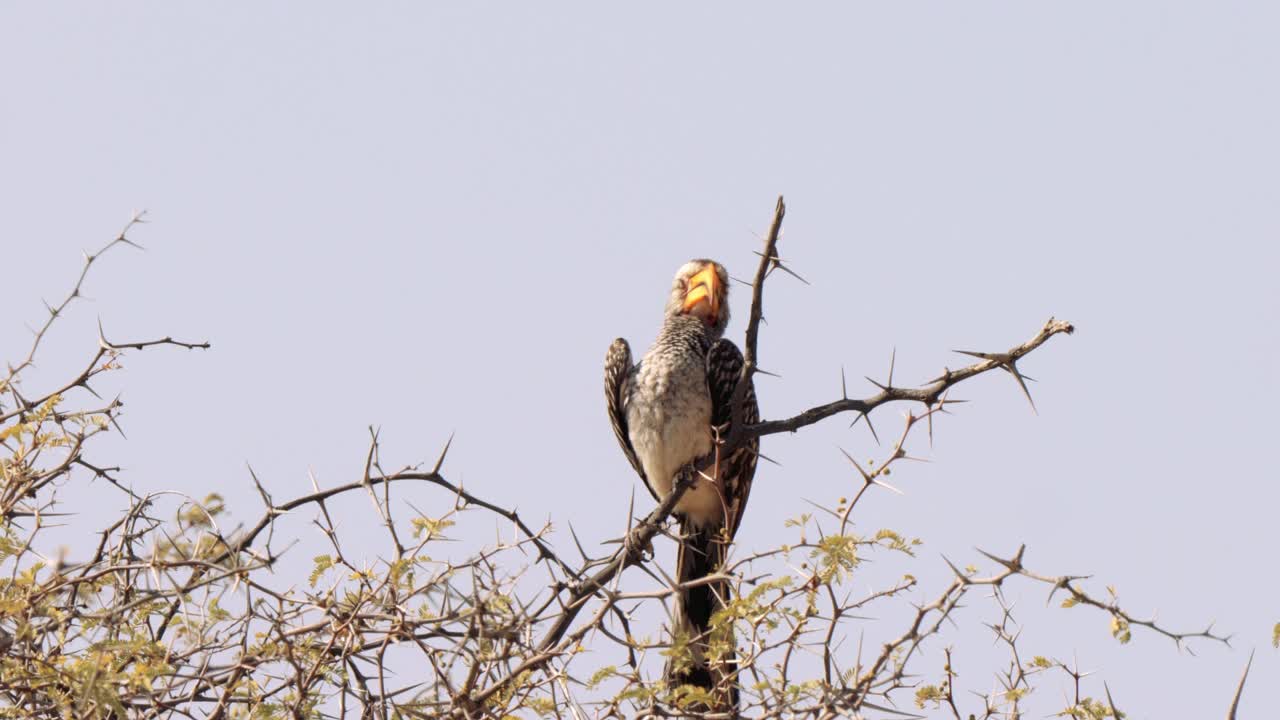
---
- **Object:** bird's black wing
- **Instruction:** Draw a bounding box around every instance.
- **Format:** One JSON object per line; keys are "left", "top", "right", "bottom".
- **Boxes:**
{"left": 605, "top": 338, "right": 657, "bottom": 503}
{"left": 705, "top": 338, "right": 760, "bottom": 541}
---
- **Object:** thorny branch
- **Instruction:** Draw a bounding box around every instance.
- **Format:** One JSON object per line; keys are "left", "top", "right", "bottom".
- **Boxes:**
{"left": 0, "top": 206, "right": 1245, "bottom": 720}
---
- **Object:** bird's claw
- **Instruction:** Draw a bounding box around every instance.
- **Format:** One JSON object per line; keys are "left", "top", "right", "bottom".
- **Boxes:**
{"left": 623, "top": 529, "right": 654, "bottom": 562}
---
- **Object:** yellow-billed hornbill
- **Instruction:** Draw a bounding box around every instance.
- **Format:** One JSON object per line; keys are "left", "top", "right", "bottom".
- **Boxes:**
{"left": 604, "top": 259, "right": 759, "bottom": 709}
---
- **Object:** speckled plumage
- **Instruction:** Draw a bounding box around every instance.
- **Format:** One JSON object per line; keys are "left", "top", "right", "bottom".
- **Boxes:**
{"left": 623, "top": 315, "right": 721, "bottom": 523}
{"left": 604, "top": 260, "right": 759, "bottom": 710}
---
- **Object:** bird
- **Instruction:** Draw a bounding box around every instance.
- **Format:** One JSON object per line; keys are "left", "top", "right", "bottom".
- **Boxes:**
{"left": 604, "top": 259, "right": 760, "bottom": 711}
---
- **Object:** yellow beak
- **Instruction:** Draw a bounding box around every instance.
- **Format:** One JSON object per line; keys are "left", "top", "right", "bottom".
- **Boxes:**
{"left": 682, "top": 265, "right": 722, "bottom": 321}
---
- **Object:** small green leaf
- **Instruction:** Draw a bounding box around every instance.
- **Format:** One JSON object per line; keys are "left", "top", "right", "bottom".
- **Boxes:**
{"left": 1110, "top": 615, "right": 1132, "bottom": 644}
{"left": 411, "top": 516, "right": 455, "bottom": 540}
{"left": 586, "top": 665, "right": 618, "bottom": 689}
{"left": 309, "top": 554, "right": 334, "bottom": 587}
{"left": 914, "top": 684, "right": 945, "bottom": 708}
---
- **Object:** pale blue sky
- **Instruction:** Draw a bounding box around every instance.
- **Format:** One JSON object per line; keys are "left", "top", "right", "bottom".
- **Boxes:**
{"left": 3, "top": 3, "right": 1277, "bottom": 716}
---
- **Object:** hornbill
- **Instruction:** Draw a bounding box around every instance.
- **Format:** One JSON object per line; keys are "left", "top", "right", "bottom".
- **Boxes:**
{"left": 604, "top": 259, "right": 759, "bottom": 711}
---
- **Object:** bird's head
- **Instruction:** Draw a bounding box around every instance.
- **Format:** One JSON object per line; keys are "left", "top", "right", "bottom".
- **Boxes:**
{"left": 664, "top": 259, "right": 731, "bottom": 336}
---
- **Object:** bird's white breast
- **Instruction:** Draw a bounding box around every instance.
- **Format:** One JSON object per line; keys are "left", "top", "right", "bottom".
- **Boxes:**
{"left": 626, "top": 351, "right": 723, "bottom": 526}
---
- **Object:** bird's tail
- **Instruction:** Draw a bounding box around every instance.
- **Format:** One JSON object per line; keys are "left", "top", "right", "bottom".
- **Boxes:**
{"left": 668, "top": 518, "right": 738, "bottom": 713}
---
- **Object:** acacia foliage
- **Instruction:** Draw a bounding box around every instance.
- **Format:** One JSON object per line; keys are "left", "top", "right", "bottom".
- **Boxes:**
{"left": 0, "top": 209, "right": 1233, "bottom": 719}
